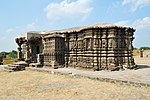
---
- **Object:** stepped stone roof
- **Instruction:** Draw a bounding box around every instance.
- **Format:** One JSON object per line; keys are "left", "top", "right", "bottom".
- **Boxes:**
{"left": 46, "top": 22, "right": 133, "bottom": 34}
{"left": 16, "top": 22, "right": 134, "bottom": 39}
{"left": 44, "top": 33, "right": 64, "bottom": 38}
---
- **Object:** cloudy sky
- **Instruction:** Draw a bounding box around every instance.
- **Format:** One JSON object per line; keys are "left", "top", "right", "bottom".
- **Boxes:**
{"left": 0, "top": 0, "right": 150, "bottom": 51}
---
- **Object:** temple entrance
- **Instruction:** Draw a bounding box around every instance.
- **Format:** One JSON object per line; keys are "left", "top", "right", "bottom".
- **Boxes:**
{"left": 29, "top": 38, "right": 43, "bottom": 63}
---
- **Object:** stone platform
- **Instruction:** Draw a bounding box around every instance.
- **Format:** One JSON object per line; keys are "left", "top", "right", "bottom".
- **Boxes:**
{"left": 26, "top": 64, "right": 150, "bottom": 87}
{"left": 3, "top": 61, "right": 28, "bottom": 72}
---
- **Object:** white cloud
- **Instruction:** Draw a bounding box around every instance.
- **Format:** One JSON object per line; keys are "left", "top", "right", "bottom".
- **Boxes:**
{"left": 122, "top": 0, "right": 150, "bottom": 12}
{"left": 6, "top": 26, "right": 19, "bottom": 33}
{"left": 133, "top": 17, "right": 150, "bottom": 30}
{"left": 26, "top": 22, "right": 36, "bottom": 30}
{"left": 6, "top": 28, "right": 15, "bottom": 33}
{"left": 44, "top": 0, "right": 93, "bottom": 22}
{"left": 114, "top": 20, "right": 130, "bottom": 27}
{"left": 26, "top": 18, "right": 39, "bottom": 31}
{"left": 115, "top": 17, "right": 150, "bottom": 30}
{"left": 6, "top": 20, "right": 38, "bottom": 34}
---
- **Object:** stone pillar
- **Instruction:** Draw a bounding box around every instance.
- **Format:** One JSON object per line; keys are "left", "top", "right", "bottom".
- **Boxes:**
{"left": 16, "top": 38, "right": 25, "bottom": 61}
{"left": 25, "top": 42, "right": 30, "bottom": 61}
{"left": 37, "top": 53, "right": 44, "bottom": 65}
{"left": 17, "top": 44, "right": 23, "bottom": 61}
{"left": 65, "top": 34, "right": 69, "bottom": 67}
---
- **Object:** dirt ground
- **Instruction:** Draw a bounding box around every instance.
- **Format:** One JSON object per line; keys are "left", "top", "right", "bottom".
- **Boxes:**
{"left": 0, "top": 56, "right": 150, "bottom": 100}
{"left": 0, "top": 70, "right": 150, "bottom": 100}
{"left": 134, "top": 56, "right": 150, "bottom": 65}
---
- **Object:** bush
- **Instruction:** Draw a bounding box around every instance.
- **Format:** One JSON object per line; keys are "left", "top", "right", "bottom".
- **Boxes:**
{"left": 139, "top": 47, "right": 150, "bottom": 50}
{"left": 0, "top": 50, "right": 17, "bottom": 59}
{"left": 8, "top": 50, "right": 17, "bottom": 58}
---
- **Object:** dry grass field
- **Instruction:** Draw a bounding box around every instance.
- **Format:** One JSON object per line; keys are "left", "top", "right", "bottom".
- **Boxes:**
{"left": 0, "top": 70, "right": 150, "bottom": 100}
{"left": 133, "top": 50, "right": 140, "bottom": 56}
{"left": 0, "top": 55, "right": 150, "bottom": 100}
{"left": 3, "top": 58, "right": 17, "bottom": 65}
{"left": 133, "top": 50, "right": 150, "bottom": 56}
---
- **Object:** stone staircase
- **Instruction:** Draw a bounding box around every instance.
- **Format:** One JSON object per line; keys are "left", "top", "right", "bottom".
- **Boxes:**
{"left": 4, "top": 61, "right": 28, "bottom": 72}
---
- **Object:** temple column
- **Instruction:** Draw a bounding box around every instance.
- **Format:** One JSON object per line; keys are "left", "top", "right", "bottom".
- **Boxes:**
{"left": 17, "top": 45, "right": 23, "bottom": 61}
{"left": 16, "top": 38, "right": 26, "bottom": 61}
{"left": 25, "top": 41, "right": 30, "bottom": 61}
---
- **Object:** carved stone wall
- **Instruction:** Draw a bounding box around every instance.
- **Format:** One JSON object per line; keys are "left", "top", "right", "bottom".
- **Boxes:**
{"left": 16, "top": 24, "right": 135, "bottom": 71}
{"left": 65, "top": 27, "right": 135, "bottom": 71}
{"left": 43, "top": 34, "right": 65, "bottom": 68}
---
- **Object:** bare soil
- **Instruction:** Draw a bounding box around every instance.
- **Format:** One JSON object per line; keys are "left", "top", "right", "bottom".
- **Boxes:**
{"left": 134, "top": 56, "right": 150, "bottom": 65}
{"left": 0, "top": 56, "right": 150, "bottom": 100}
{"left": 0, "top": 70, "right": 150, "bottom": 100}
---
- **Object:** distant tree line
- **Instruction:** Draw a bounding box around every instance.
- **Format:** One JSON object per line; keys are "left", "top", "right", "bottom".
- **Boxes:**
{"left": 134, "top": 47, "right": 150, "bottom": 50}
{"left": 0, "top": 50, "right": 17, "bottom": 58}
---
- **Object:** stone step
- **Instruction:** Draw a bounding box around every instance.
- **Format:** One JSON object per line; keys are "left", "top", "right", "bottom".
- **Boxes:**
{"left": 3, "top": 61, "right": 28, "bottom": 72}
{"left": 12, "top": 61, "right": 28, "bottom": 66}
{"left": 3, "top": 68, "right": 14, "bottom": 72}
{"left": 5, "top": 64, "right": 25, "bottom": 71}
{"left": 29, "top": 63, "right": 43, "bottom": 68}
{"left": 4, "top": 66, "right": 25, "bottom": 71}
{"left": 4, "top": 66, "right": 16, "bottom": 70}
{"left": 8, "top": 64, "right": 19, "bottom": 67}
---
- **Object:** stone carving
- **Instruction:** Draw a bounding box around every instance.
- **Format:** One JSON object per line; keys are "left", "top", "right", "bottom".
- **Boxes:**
{"left": 77, "top": 41, "right": 83, "bottom": 49}
{"left": 108, "top": 39, "right": 113, "bottom": 48}
{"left": 86, "top": 39, "right": 91, "bottom": 49}
{"left": 83, "top": 39, "right": 86, "bottom": 49}
{"left": 94, "top": 39, "right": 99, "bottom": 48}
{"left": 16, "top": 23, "right": 136, "bottom": 71}
{"left": 102, "top": 39, "right": 107, "bottom": 48}
{"left": 73, "top": 41, "right": 77, "bottom": 49}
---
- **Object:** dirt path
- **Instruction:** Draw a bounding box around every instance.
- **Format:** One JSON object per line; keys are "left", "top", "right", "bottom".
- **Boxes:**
{"left": 0, "top": 71, "right": 150, "bottom": 100}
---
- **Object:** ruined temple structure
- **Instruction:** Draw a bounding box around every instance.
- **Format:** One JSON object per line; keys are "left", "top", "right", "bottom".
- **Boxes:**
{"left": 16, "top": 23, "right": 136, "bottom": 71}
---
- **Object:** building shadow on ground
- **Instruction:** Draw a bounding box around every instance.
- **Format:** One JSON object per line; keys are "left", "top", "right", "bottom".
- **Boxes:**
{"left": 136, "top": 64, "right": 150, "bottom": 69}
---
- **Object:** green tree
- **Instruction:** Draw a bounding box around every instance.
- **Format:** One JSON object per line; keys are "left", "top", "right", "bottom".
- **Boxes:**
{"left": 8, "top": 50, "right": 17, "bottom": 58}
{"left": 139, "top": 47, "right": 150, "bottom": 50}
{"left": 133, "top": 47, "right": 138, "bottom": 50}
{"left": 0, "top": 50, "right": 17, "bottom": 58}
{"left": 0, "top": 52, "right": 8, "bottom": 57}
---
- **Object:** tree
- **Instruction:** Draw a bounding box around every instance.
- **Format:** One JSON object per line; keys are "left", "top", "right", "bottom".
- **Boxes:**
{"left": 8, "top": 50, "right": 17, "bottom": 58}
{"left": 0, "top": 52, "right": 8, "bottom": 57}
{"left": 0, "top": 50, "right": 17, "bottom": 58}
{"left": 133, "top": 47, "right": 138, "bottom": 50}
{"left": 139, "top": 47, "right": 150, "bottom": 50}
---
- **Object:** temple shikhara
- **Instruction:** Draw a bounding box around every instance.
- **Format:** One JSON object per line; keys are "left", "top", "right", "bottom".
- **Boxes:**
{"left": 15, "top": 23, "right": 136, "bottom": 71}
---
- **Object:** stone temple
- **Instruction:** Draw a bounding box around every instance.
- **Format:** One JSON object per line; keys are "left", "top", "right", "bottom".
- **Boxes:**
{"left": 15, "top": 23, "right": 136, "bottom": 71}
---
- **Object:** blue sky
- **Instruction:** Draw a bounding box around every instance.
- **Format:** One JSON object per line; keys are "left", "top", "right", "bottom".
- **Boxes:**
{"left": 0, "top": 0, "right": 150, "bottom": 51}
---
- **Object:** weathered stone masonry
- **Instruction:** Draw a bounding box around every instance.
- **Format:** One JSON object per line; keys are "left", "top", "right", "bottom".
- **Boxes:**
{"left": 43, "top": 33, "right": 65, "bottom": 68}
{"left": 16, "top": 23, "right": 136, "bottom": 71}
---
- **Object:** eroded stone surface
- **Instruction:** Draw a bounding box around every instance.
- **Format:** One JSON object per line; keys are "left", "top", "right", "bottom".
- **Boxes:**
{"left": 15, "top": 23, "right": 135, "bottom": 71}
